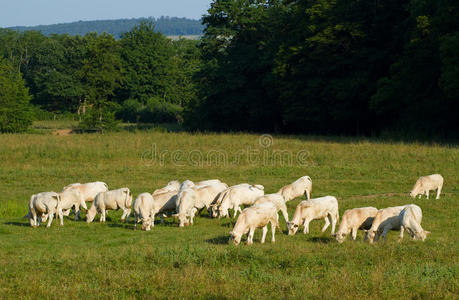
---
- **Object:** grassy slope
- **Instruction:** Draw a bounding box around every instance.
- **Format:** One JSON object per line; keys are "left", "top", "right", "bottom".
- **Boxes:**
{"left": 0, "top": 131, "right": 458, "bottom": 299}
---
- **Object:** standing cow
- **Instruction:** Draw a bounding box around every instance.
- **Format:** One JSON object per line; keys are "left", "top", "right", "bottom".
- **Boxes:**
{"left": 86, "top": 188, "right": 132, "bottom": 223}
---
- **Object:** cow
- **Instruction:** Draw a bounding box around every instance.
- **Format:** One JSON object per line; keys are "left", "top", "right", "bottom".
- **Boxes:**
{"left": 287, "top": 196, "right": 339, "bottom": 235}
{"left": 133, "top": 193, "right": 155, "bottom": 231}
{"left": 28, "top": 192, "right": 60, "bottom": 227}
{"left": 278, "top": 176, "right": 312, "bottom": 201}
{"left": 62, "top": 181, "right": 108, "bottom": 209}
{"left": 57, "top": 189, "right": 84, "bottom": 225}
{"left": 217, "top": 184, "right": 265, "bottom": 218}
{"left": 86, "top": 188, "right": 132, "bottom": 223}
{"left": 399, "top": 204, "right": 430, "bottom": 241}
{"left": 229, "top": 203, "right": 279, "bottom": 245}
{"left": 365, "top": 205, "right": 408, "bottom": 243}
{"left": 410, "top": 174, "right": 444, "bottom": 200}
{"left": 253, "top": 193, "right": 289, "bottom": 227}
{"left": 334, "top": 207, "right": 378, "bottom": 243}
{"left": 152, "top": 180, "right": 181, "bottom": 196}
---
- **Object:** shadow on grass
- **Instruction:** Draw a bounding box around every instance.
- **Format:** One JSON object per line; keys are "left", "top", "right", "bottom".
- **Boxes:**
{"left": 4, "top": 221, "right": 29, "bottom": 227}
{"left": 206, "top": 235, "right": 230, "bottom": 245}
{"left": 308, "top": 236, "right": 334, "bottom": 243}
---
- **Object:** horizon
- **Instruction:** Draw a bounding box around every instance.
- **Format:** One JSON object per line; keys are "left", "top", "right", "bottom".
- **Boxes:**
{"left": 0, "top": 0, "right": 211, "bottom": 28}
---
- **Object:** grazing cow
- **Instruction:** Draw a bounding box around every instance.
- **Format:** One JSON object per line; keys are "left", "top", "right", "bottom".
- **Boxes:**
{"left": 410, "top": 174, "right": 444, "bottom": 200}
{"left": 253, "top": 194, "right": 289, "bottom": 227}
{"left": 151, "top": 189, "right": 178, "bottom": 225}
{"left": 334, "top": 207, "right": 378, "bottom": 243}
{"left": 57, "top": 189, "right": 84, "bottom": 225}
{"left": 133, "top": 193, "right": 155, "bottom": 231}
{"left": 217, "top": 184, "right": 265, "bottom": 218}
{"left": 175, "top": 182, "right": 228, "bottom": 227}
{"left": 28, "top": 192, "right": 60, "bottom": 227}
{"left": 86, "top": 188, "right": 132, "bottom": 223}
{"left": 153, "top": 180, "right": 181, "bottom": 195}
{"left": 366, "top": 205, "right": 408, "bottom": 243}
{"left": 278, "top": 176, "right": 312, "bottom": 201}
{"left": 62, "top": 181, "right": 108, "bottom": 209}
{"left": 229, "top": 203, "right": 279, "bottom": 245}
{"left": 287, "top": 196, "right": 339, "bottom": 235}
{"left": 399, "top": 204, "right": 430, "bottom": 241}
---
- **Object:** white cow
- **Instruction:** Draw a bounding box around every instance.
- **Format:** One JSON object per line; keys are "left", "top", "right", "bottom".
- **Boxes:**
{"left": 28, "top": 192, "right": 60, "bottom": 227}
{"left": 86, "top": 188, "right": 132, "bottom": 223}
{"left": 62, "top": 181, "right": 108, "bottom": 209}
{"left": 229, "top": 203, "right": 279, "bottom": 245}
{"left": 253, "top": 194, "right": 289, "bottom": 226}
{"left": 175, "top": 182, "right": 228, "bottom": 227}
{"left": 399, "top": 204, "right": 430, "bottom": 241}
{"left": 151, "top": 189, "right": 179, "bottom": 225}
{"left": 57, "top": 189, "right": 84, "bottom": 225}
{"left": 278, "top": 176, "right": 312, "bottom": 201}
{"left": 153, "top": 180, "right": 181, "bottom": 195}
{"left": 133, "top": 193, "right": 155, "bottom": 231}
{"left": 410, "top": 174, "right": 444, "bottom": 200}
{"left": 217, "top": 184, "right": 265, "bottom": 218}
{"left": 287, "top": 196, "right": 339, "bottom": 235}
{"left": 334, "top": 207, "right": 378, "bottom": 243}
{"left": 366, "top": 205, "right": 408, "bottom": 243}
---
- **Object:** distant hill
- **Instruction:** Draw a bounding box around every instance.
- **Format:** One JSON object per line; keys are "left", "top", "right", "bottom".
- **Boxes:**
{"left": 7, "top": 16, "right": 204, "bottom": 38}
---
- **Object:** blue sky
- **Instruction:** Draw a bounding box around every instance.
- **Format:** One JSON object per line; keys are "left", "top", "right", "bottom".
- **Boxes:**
{"left": 0, "top": 0, "right": 212, "bottom": 27}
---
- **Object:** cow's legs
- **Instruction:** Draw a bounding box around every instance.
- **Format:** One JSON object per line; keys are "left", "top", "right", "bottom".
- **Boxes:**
{"left": 31, "top": 209, "right": 37, "bottom": 227}
{"left": 59, "top": 209, "right": 64, "bottom": 226}
{"left": 330, "top": 214, "right": 337, "bottom": 234}
{"left": 425, "top": 189, "right": 429, "bottom": 199}
{"left": 271, "top": 221, "right": 276, "bottom": 243}
{"left": 321, "top": 217, "right": 330, "bottom": 232}
{"left": 151, "top": 211, "right": 156, "bottom": 227}
{"left": 232, "top": 206, "right": 239, "bottom": 218}
{"left": 74, "top": 205, "right": 80, "bottom": 221}
{"left": 418, "top": 194, "right": 421, "bottom": 199}
{"left": 247, "top": 227, "right": 255, "bottom": 245}
{"left": 303, "top": 219, "right": 310, "bottom": 234}
{"left": 100, "top": 210, "right": 106, "bottom": 222}
{"left": 261, "top": 226, "right": 268, "bottom": 244}
{"left": 47, "top": 210, "right": 55, "bottom": 227}
{"left": 398, "top": 226, "right": 405, "bottom": 242}
{"left": 351, "top": 228, "right": 358, "bottom": 240}
{"left": 305, "top": 190, "right": 310, "bottom": 200}
{"left": 436, "top": 185, "right": 442, "bottom": 200}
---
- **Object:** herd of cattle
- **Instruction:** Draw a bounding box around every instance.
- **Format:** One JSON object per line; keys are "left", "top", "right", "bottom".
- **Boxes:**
{"left": 25, "top": 173, "right": 444, "bottom": 245}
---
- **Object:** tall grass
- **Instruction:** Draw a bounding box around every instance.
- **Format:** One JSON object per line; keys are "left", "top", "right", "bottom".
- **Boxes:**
{"left": 0, "top": 131, "right": 457, "bottom": 298}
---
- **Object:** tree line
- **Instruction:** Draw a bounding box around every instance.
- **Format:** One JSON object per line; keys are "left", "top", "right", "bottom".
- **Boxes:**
{"left": 8, "top": 17, "right": 204, "bottom": 38}
{"left": 1, "top": 0, "right": 458, "bottom": 138}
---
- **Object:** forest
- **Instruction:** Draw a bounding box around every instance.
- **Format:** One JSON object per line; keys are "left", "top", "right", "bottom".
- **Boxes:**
{"left": 0, "top": 0, "right": 458, "bottom": 138}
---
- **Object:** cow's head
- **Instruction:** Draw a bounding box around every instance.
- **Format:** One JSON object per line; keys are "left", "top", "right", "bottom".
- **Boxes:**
{"left": 413, "top": 230, "right": 430, "bottom": 241}
{"left": 141, "top": 218, "right": 151, "bottom": 231}
{"left": 334, "top": 232, "right": 346, "bottom": 243}
{"left": 365, "top": 229, "right": 377, "bottom": 243}
{"left": 229, "top": 231, "right": 242, "bottom": 246}
{"left": 287, "top": 221, "right": 299, "bottom": 235}
{"left": 86, "top": 209, "right": 96, "bottom": 223}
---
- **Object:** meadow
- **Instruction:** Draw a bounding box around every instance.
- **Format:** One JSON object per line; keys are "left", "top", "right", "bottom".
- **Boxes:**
{"left": 0, "top": 126, "right": 458, "bottom": 299}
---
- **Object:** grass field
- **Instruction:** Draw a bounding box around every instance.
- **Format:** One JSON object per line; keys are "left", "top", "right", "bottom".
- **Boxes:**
{"left": 0, "top": 129, "right": 458, "bottom": 299}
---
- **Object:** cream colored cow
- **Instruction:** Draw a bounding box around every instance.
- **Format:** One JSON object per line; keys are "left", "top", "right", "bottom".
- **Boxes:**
{"left": 57, "top": 189, "right": 84, "bottom": 225}
{"left": 253, "top": 193, "right": 289, "bottom": 226}
{"left": 62, "top": 181, "right": 108, "bottom": 209}
{"left": 229, "top": 203, "right": 279, "bottom": 245}
{"left": 335, "top": 207, "right": 378, "bottom": 243}
{"left": 287, "top": 196, "right": 339, "bottom": 235}
{"left": 217, "top": 184, "right": 265, "bottom": 218}
{"left": 133, "top": 193, "right": 155, "bottom": 231}
{"left": 410, "top": 174, "right": 443, "bottom": 200}
{"left": 278, "top": 176, "right": 312, "bottom": 201}
{"left": 86, "top": 188, "right": 132, "bottom": 223}
{"left": 366, "top": 205, "right": 408, "bottom": 243}
{"left": 28, "top": 192, "right": 60, "bottom": 227}
{"left": 399, "top": 204, "right": 430, "bottom": 241}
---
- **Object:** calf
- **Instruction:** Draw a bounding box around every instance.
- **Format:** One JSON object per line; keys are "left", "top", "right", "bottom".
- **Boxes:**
{"left": 229, "top": 203, "right": 279, "bottom": 245}
{"left": 400, "top": 204, "right": 430, "bottom": 241}
{"left": 86, "top": 188, "right": 132, "bottom": 223}
{"left": 28, "top": 192, "right": 60, "bottom": 227}
{"left": 62, "top": 181, "right": 108, "bottom": 209}
{"left": 366, "top": 205, "right": 408, "bottom": 243}
{"left": 287, "top": 196, "right": 339, "bottom": 235}
{"left": 278, "top": 176, "right": 312, "bottom": 201}
{"left": 151, "top": 189, "right": 178, "bottom": 225}
{"left": 410, "top": 174, "right": 444, "bottom": 199}
{"left": 334, "top": 207, "right": 378, "bottom": 243}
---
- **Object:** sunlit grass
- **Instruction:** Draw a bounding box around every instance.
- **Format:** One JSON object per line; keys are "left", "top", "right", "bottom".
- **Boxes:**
{"left": 0, "top": 131, "right": 458, "bottom": 298}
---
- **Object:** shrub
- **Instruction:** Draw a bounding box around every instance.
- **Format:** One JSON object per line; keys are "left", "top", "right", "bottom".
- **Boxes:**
{"left": 117, "top": 97, "right": 183, "bottom": 123}
{"left": 78, "top": 106, "right": 120, "bottom": 132}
